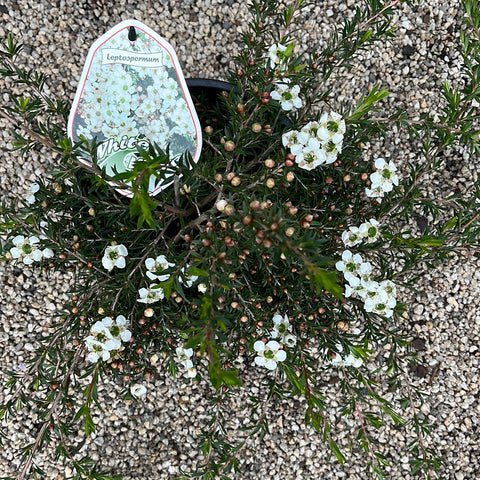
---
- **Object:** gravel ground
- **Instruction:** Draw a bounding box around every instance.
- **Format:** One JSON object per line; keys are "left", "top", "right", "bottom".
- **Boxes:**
{"left": 1, "top": 0, "right": 479, "bottom": 479}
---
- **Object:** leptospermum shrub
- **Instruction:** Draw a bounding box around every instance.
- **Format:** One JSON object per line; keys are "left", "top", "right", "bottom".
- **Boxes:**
{"left": 1, "top": 0, "right": 480, "bottom": 479}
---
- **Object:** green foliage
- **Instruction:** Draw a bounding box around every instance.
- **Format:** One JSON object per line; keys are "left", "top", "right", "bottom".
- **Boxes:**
{"left": 0, "top": 0, "right": 479, "bottom": 479}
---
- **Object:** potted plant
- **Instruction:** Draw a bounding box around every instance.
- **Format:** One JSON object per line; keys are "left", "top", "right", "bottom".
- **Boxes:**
{"left": 0, "top": 0, "right": 479, "bottom": 479}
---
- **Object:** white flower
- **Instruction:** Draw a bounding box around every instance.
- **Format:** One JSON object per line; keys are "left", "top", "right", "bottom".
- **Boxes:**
{"left": 85, "top": 336, "right": 111, "bottom": 363}
{"left": 294, "top": 144, "right": 326, "bottom": 170}
{"left": 342, "top": 220, "right": 380, "bottom": 247}
{"left": 26, "top": 183, "right": 40, "bottom": 204}
{"left": 85, "top": 314, "right": 131, "bottom": 363}
{"left": 270, "top": 314, "right": 296, "bottom": 347}
{"left": 131, "top": 384, "right": 147, "bottom": 398}
{"left": 343, "top": 354, "right": 364, "bottom": 368}
{"left": 335, "top": 250, "right": 365, "bottom": 275}
{"left": 267, "top": 43, "right": 288, "bottom": 67}
{"left": 364, "top": 285, "right": 396, "bottom": 318}
{"left": 102, "top": 244, "right": 128, "bottom": 271}
{"left": 270, "top": 82, "right": 303, "bottom": 111}
{"left": 366, "top": 158, "right": 399, "bottom": 201}
{"left": 180, "top": 267, "right": 198, "bottom": 288}
{"left": 341, "top": 226, "right": 362, "bottom": 247}
{"left": 328, "top": 344, "right": 363, "bottom": 368}
{"left": 253, "top": 340, "right": 287, "bottom": 370}
{"left": 9, "top": 235, "right": 43, "bottom": 265}
{"left": 137, "top": 284, "right": 165, "bottom": 304}
{"left": 358, "top": 219, "right": 381, "bottom": 243}
{"left": 320, "top": 111, "right": 346, "bottom": 138}
{"left": 198, "top": 283, "right": 207, "bottom": 294}
{"left": 145, "top": 255, "right": 175, "bottom": 281}
{"left": 175, "top": 345, "right": 196, "bottom": 377}
{"left": 283, "top": 333, "right": 297, "bottom": 348}
{"left": 284, "top": 113, "right": 346, "bottom": 170}
{"left": 110, "top": 314, "right": 132, "bottom": 342}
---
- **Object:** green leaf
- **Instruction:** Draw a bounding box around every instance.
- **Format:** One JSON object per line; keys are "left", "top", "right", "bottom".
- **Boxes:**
{"left": 188, "top": 267, "right": 209, "bottom": 277}
{"left": 349, "top": 84, "right": 390, "bottom": 121}
{"left": 328, "top": 439, "right": 346, "bottom": 464}
{"left": 308, "top": 266, "right": 343, "bottom": 298}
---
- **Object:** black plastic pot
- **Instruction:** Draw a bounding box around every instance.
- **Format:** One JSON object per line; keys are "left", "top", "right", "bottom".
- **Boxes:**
{"left": 186, "top": 78, "right": 235, "bottom": 102}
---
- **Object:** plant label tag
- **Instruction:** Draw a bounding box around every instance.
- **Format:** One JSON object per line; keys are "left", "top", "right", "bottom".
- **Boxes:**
{"left": 68, "top": 20, "right": 202, "bottom": 196}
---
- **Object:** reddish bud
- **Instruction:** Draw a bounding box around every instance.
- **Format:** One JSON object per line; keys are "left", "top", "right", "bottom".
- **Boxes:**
{"left": 224, "top": 140, "right": 235, "bottom": 151}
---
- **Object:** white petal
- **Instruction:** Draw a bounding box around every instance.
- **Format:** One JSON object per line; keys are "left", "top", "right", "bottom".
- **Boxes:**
{"left": 115, "top": 256, "right": 126, "bottom": 269}
{"left": 264, "top": 359, "right": 278, "bottom": 370}
{"left": 116, "top": 245, "right": 128, "bottom": 257}
{"left": 181, "top": 359, "right": 193, "bottom": 370}
{"left": 120, "top": 330, "right": 132, "bottom": 342}
{"left": 266, "top": 340, "right": 280, "bottom": 351}
{"left": 32, "top": 249, "right": 43, "bottom": 261}
{"left": 145, "top": 258, "right": 155, "bottom": 270}
{"left": 22, "top": 256, "right": 34, "bottom": 265}
{"left": 9, "top": 247, "right": 22, "bottom": 259}
{"left": 274, "top": 350, "right": 287, "bottom": 362}
{"left": 131, "top": 384, "right": 147, "bottom": 397}
{"left": 255, "top": 356, "right": 267, "bottom": 367}
{"left": 253, "top": 341, "right": 265, "bottom": 352}
{"left": 42, "top": 248, "right": 54, "bottom": 259}
{"left": 12, "top": 235, "right": 25, "bottom": 246}
{"left": 175, "top": 346, "right": 184, "bottom": 356}
{"left": 102, "top": 256, "right": 113, "bottom": 270}
{"left": 102, "top": 317, "right": 113, "bottom": 327}
{"left": 87, "top": 352, "right": 99, "bottom": 363}
{"left": 272, "top": 314, "right": 283, "bottom": 325}
{"left": 105, "top": 338, "right": 121, "bottom": 351}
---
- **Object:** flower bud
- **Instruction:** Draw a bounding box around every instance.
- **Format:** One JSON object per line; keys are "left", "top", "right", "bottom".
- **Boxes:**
{"left": 224, "top": 140, "right": 235, "bottom": 151}
{"left": 236, "top": 103, "right": 246, "bottom": 114}
{"left": 216, "top": 199, "right": 228, "bottom": 211}
{"left": 231, "top": 176, "right": 241, "bottom": 186}
{"left": 224, "top": 204, "right": 235, "bottom": 215}
{"left": 262, "top": 238, "right": 273, "bottom": 248}
{"left": 265, "top": 158, "right": 275, "bottom": 168}
{"left": 252, "top": 123, "right": 262, "bottom": 133}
